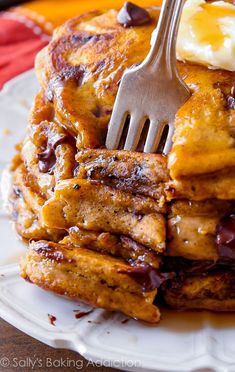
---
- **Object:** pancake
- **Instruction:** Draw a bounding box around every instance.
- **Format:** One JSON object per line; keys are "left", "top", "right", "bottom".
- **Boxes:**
{"left": 41, "top": 178, "right": 166, "bottom": 252}
{"left": 60, "top": 227, "right": 161, "bottom": 268}
{"left": 35, "top": 8, "right": 160, "bottom": 148}
{"left": 167, "top": 199, "right": 235, "bottom": 261}
{"left": 21, "top": 240, "right": 160, "bottom": 323}
{"left": 164, "top": 271, "right": 235, "bottom": 312}
{"left": 9, "top": 2, "right": 235, "bottom": 321}
{"left": 76, "top": 148, "right": 168, "bottom": 201}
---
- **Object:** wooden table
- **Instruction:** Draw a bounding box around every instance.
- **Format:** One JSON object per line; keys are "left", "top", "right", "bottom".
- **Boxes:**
{"left": 0, "top": 318, "right": 119, "bottom": 372}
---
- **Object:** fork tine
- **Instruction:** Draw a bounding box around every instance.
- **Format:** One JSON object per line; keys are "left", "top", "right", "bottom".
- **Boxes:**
{"left": 163, "top": 123, "right": 174, "bottom": 155}
{"left": 124, "top": 114, "right": 146, "bottom": 151}
{"left": 106, "top": 109, "right": 128, "bottom": 150}
{"left": 143, "top": 120, "right": 165, "bottom": 153}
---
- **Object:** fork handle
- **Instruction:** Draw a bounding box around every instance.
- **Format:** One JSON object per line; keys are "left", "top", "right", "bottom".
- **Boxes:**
{"left": 143, "top": 0, "right": 184, "bottom": 78}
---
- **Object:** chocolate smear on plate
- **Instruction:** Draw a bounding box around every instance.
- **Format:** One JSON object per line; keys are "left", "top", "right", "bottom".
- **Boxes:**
{"left": 48, "top": 314, "right": 56, "bottom": 326}
{"left": 74, "top": 309, "right": 93, "bottom": 319}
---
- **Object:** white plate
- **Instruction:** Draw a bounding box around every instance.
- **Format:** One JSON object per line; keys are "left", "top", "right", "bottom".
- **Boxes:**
{"left": 0, "top": 70, "right": 235, "bottom": 372}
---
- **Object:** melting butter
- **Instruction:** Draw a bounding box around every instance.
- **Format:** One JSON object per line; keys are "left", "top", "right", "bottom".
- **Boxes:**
{"left": 191, "top": 3, "right": 235, "bottom": 50}
{"left": 176, "top": 0, "right": 235, "bottom": 71}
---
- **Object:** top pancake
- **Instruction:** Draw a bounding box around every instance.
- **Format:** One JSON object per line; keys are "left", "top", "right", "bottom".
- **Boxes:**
{"left": 35, "top": 5, "right": 235, "bottom": 189}
{"left": 35, "top": 8, "right": 160, "bottom": 149}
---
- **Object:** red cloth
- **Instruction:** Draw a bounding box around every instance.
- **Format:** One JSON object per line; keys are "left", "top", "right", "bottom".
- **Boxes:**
{"left": 0, "top": 14, "right": 50, "bottom": 88}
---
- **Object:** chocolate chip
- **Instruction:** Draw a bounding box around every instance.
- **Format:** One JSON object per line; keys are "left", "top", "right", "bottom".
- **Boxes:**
{"left": 71, "top": 34, "right": 94, "bottom": 44}
{"left": 216, "top": 214, "right": 235, "bottom": 259}
{"left": 13, "top": 186, "right": 23, "bottom": 198}
{"left": 227, "top": 86, "right": 235, "bottom": 110}
{"left": 110, "top": 155, "right": 118, "bottom": 162}
{"left": 92, "top": 106, "right": 102, "bottom": 118}
{"left": 213, "top": 82, "right": 235, "bottom": 110}
{"left": 227, "top": 95, "right": 235, "bottom": 110}
{"left": 117, "top": 2, "right": 151, "bottom": 28}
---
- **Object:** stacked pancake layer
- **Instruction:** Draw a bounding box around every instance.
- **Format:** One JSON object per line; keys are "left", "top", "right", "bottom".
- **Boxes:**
{"left": 11, "top": 5, "right": 235, "bottom": 323}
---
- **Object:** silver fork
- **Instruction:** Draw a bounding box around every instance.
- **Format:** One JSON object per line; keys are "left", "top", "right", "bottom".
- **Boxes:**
{"left": 106, "top": 0, "right": 190, "bottom": 154}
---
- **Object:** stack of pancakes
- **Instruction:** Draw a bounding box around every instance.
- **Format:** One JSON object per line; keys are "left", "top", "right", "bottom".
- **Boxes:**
{"left": 11, "top": 4, "right": 235, "bottom": 323}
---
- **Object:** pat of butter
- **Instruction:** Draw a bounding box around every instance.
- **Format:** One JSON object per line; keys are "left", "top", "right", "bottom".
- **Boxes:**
{"left": 177, "top": 0, "right": 235, "bottom": 71}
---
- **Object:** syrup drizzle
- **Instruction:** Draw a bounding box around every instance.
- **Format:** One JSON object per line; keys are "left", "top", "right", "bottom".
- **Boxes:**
{"left": 190, "top": 2, "right": 235, "bottom": 50}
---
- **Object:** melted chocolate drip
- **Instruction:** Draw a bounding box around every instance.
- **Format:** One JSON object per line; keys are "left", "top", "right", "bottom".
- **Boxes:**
{"left": 117, "top": 2, "right": 151, "bottom": 28}
{"left": 178, "top": 260, "right": 218, "bottom": 277}
{"left": 216, "top": 214, "right": 235, "bottom": 259}
{"left": 118, "top": 263, "right": 175, "bottom": 292}
{"left": 37, "top": 133, "right": 75, "bottom": 174}
{"left": 38, "top": 148, "right": 56, "bottom": 173}
{"left": 163, "top": 257, "right": 235, "bottom": 290}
